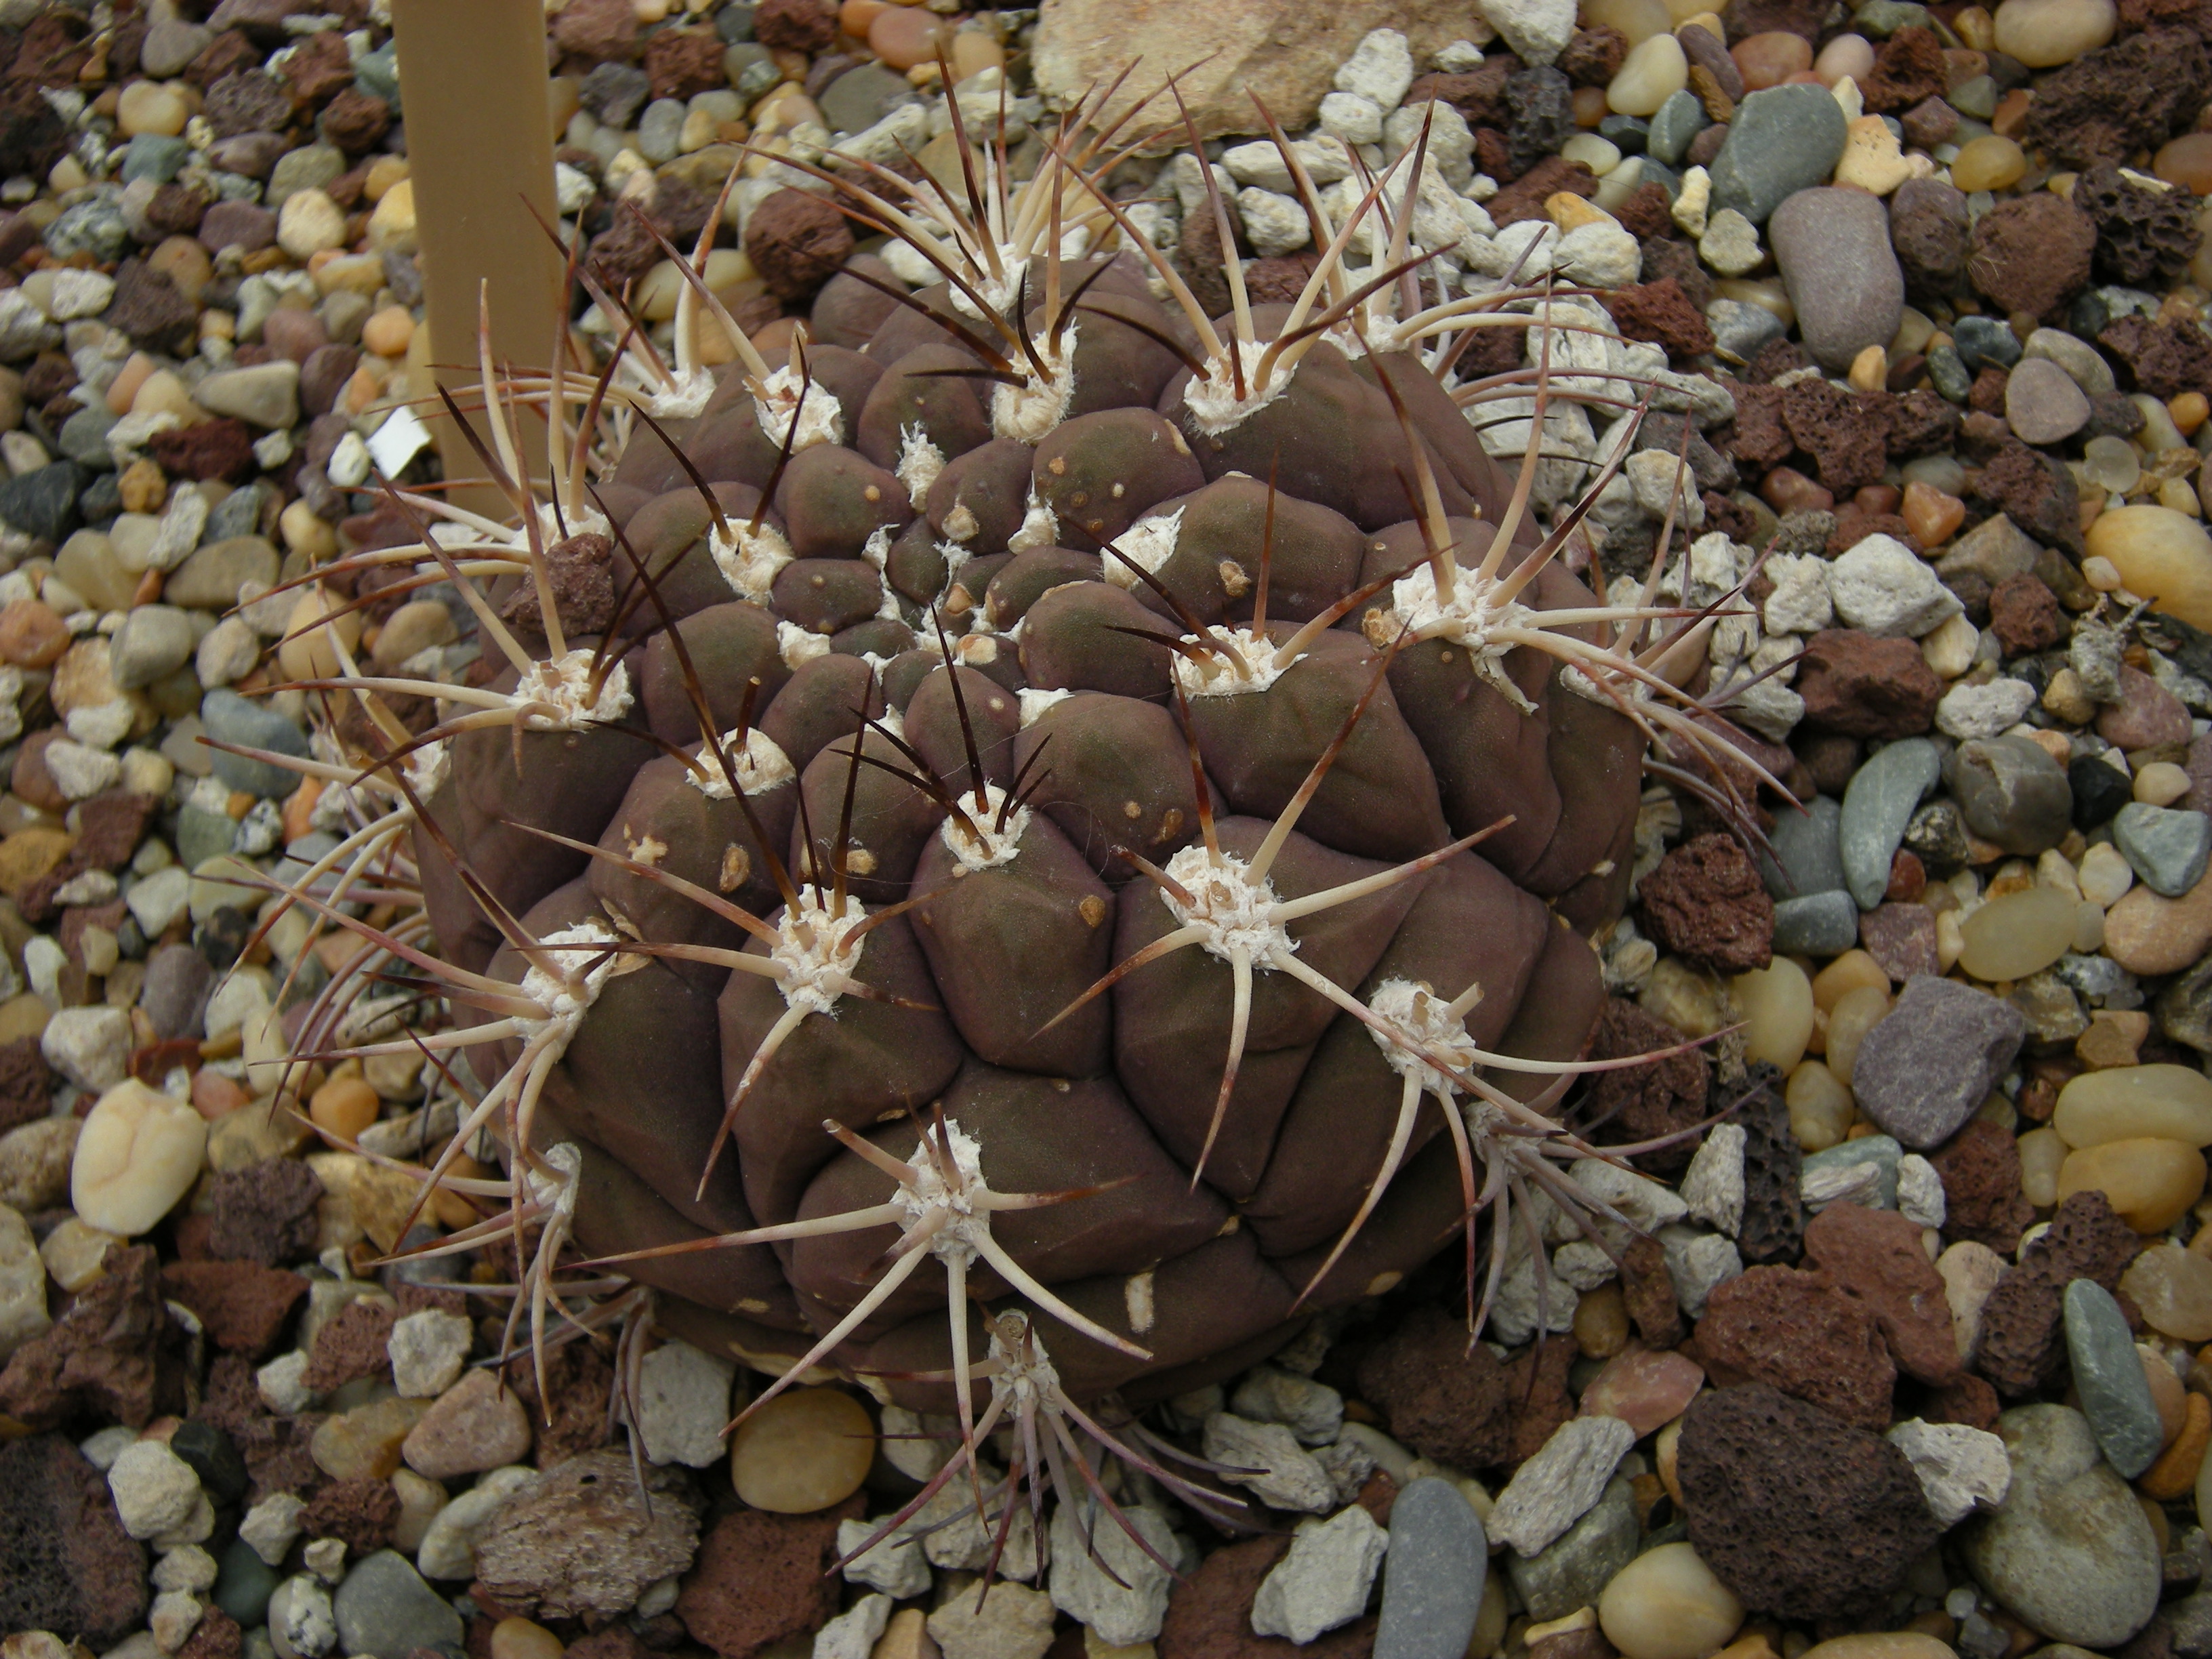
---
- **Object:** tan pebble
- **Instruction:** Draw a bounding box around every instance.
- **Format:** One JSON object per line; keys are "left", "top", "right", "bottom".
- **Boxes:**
{"left": 1576, "top": 1281, "right": 1631, "bottom": 1358}
{"left": 2088, "top": 505, "right": 2212, "bottom": 632}
{"left": 1732, "top": 958, "right": 1813, "bottom": 1072}
{"left": 38, "top": 1214, "right": 120, "bottom": 1291}
{"left": 2057, "top": 1064, "right": 2212, "bottom": 1147}
{"left": 1599, "top": 1540, "right": 1744, "bottom": 1659}
{"left": 2079, "top": 840, "right": 2135, "bottom": 907}
{"left": 2103, "top": 867, "right": 2212, "bottom": 975}
{"left": 1654, "top": 1416, "right": 1685, "bottom": 1506}
{"left": 1607, "top": 32, "right": 1689, "bottom": 116}
{"left": 2135, "top": 760, "right": 2192, "bottom": 806}
{"left": 117, "top": 459, "right": 167, "bottom": 516}
{"left": 2057, "top": 1135, "right": 2207, "bottom": 1231}
{"left": 276, "top": 586, "right": 362, "bottom": 682}
{"left": 1579, "top": 1347, "right": 1705, "bottom": 1438}
{"left": 360, "top": 306, "right": 415, "bottom": 359}
{"left": 489, "top": 1618, "right": 565, "bottom": 1659}
{"left": 2143, "top": 1389, "right": 2210, "bottom": 1499}
{"left": 2140, "top": 1340, "right": 2190, "bottom": 1445}
{"left": 2018, "top": 1125, "right": 2068, "bottom": 1206}
{"left": 310, "top": 1395, "right": 426, "bottom": 1481}
{"left": 731, "top": 1387, "right": 875, "bottom": 1513}
{"left": 1786, "top": 1059, "right": 1855, "bottom": 1151}
{"left": 1824, "top": 985, "right": 1891, "bottom": 1088}
{"left": 71, "top": 1079, "right": 207, "bottom": 1238}
{"left": 389, "top": 1468, "right": 446, "bottom": 1555}
{"left": 309, "top": 1076, "right": 380, "bottom": 1141}
{"left": 2076, "top": 1008, "right": 2150, "bottom": 1069}
{"left": 1811, "top": 949, "right": 1887, "bottom": 1010}
{"left": 2123, "top": 1244, "right": 2212, "bottom": 1343}
{"left": 402, "top": 1368, "right": 533, "bottom": 1481}
{"left": 874, "top": 1607, "right": 939, "bottom": 1659}
{"left": 1801, "top": 1637, "right": 1961, "bottom": 1659}
{"left": 1958, "top": 883, "right": 2076, "bottom": 980}
{"left": 117, "top": 81, "right": 188, "bottom": 140}
{"left": 1992, "top": 0, "right": 2115, "bottom": 64}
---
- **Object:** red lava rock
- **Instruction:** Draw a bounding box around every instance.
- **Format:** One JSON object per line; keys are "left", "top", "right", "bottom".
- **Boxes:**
{"left": 1973, "top": 1189, "right": 2139, "bottom": 1395}
{"left": 1725, "top": 382, "right": 1794, "bottom": 470}
{"left": 1485, "top": 156, "right": 1597, "bottom": 228}
{"left": 1242, "top": 253, "right": 1321, "bottom": 304}
{"left": 104, "top": 257, "right": 199, "bottom": 356}
{"left": 1559, "top": 24, "right": 1629, "bottom": 83}
{"left": 1967, "top": 365, "right": 2010, "bottom": 417}
{"left": 551, "top": 0, "right": 638, "bottom": 64}
{"left": 1503, "top": 1337, "right": 1578, "bottom": 1464}
{"left": 1931, "top": 1118, "right": 2036, "bottom": 1255}
{"left": 150, "top": 416, "right": 259, "bottom": 484}
{"left": 1640, "top": 235, "right": 1713, "bottom": 310}
{"left": 752, "top": 0, "right": 840, "bottom": 52}
{"left": 504, "top": 1336, "right": 614, "bottom": 1467}
{"left": 1354, "top": 1304, "right": 1514, "bottom": 1470}
{"left": 1861, "top": 26, "right": 1947, "bottom": 111}
{"left": 209, "top": 1155, "right": 323, "bottom": 1268}
{"left": 1605, "top": 278, "right": 1715, "bottom": 359}
{"left": 1582, "top": 998, "right": 1710, "bottom": 1180}
{"left": 1676, "top": 1383, "right": 1940, "bottom": 1622}
{"left": 567, "top": 1632, "right": 655, "bottom": 1659}
{"left": 1622, "top": 1233, "right": 1687, "bottom": 1348}
{"left": 0, "top": 1433, "right": 150, "bottom": 1645}
{"left": 1, "top": 1246, "right": 183, "bottom": 1429}
{"left": 1967, "top": 193, "right": 2097, "bottom": 322}
{"left": 1973, "top": 441, "right": 2084, "bottom": 555}
{"left": 0, "top": 1035, "right": 51, "bottom": 1132}
{"left": 282, "top": 29, "right": 354, "bottom": 104}
{"left": 203, "top": 68, "right": 293, "bottom": 139}
{"left": 1921, "top": 1372, "right": 2001, "bottom": 1431}
{"left": 1160, "top": 1535, "right": 1378, "bottom": 1659}
{"left": 677, "top": 1507, "right": 848, "bottom": 1659}
{"left": 2100, "top": 314, "right": 2212, "bottom": 401}
{"left": 1408, "top": 62, "right": 1513, "bottom": 127}
{"left": 179, "top": 1607, "right": 242, "bottom": 1659}
{"left": 1637, "top": 833, "right": 1774, "bottom": 974}
{"left": 2074, "top": 164, "right": 2203, "bottom": 287}
{"left": 1694, "top": 1265, "right": 1896, "bottom": 1431}
{"left": 2097, "top": 663, "right": 2194, "bottom": 752}
{"left": 1736, "top": 1071, "right": 1807, "bottom": 1266}
{"left": 300, "top": 1477, "right": 401, "bottom": 1555}
{"left": 1858, "top": 902, "right": 1939, "bottom": 982}
{"left": 1988, "top": 573, "right": 2064, "bottom": 655}
{"left": 1780, "top": 380, "right": 1892, "bottom": 494}
{"left": 319, "top": 87, "right": 390, "bottom": 153}
{"left": 1614, "top": 182, "right": 1675, "bottom": 241}
{"left": 160, "top": 1261, "right": 310, "bottom": 1357}
{"left": 72, "top": 790, "right": 158, "bottom": 868}
{"left": 304, "top": 1298, "right": 397, "bottom": 1391}
{"left": 1795, "top": 629, "right": 1942, "bottom": 739}
{"left": 2023, "top": 27, "right": 2212, "bottom": 170}
{"left": 645, "top": 28, "right": 728, "bottom": 101}
{"left": 1801, "top": 1201, "right": 1961, "bottom": 1384}
{"left": 744, "top": 188, "right": 856, "bottom": 303}
{"left": 195, "top": 1353, "right": 325, "bottom": 1503}
{"left": 1891, "top": 180, "right": 1970, "bottom": 300}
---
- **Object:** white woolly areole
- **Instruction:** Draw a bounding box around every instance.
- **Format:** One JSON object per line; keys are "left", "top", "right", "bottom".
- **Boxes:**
{"left": 405, "top": 737, "right": 449, "bottom": 800}
{"left": 777, "top": 619, "right": 832, "bottom": 670}
{"left": 985, "top": 1311, "right": 1061, "bottom": 1411}
{"left": 1169, "top": 626, "right": 1298, "bottom": 699}
{"left": 642, "top": 367, "right": 716, "bottom": 422}
{"left": 1181, "top": 339, "right": 1297, "bottom": 437}
{"left": 991, "top": 320, "right": 1080, "bottom": 444}
{"left": 523, "top": 1141, "right": 583, "bottom": 1220}
{"left": 1365, "top": 977, "right": 1480, "bottom": 1099}
{"left": 941, "top": 783, "right": 1031, "bottom": 872}
{"left": 523, "top": 499, "right": 610, "bottom": 551}
{"left": 710, "top": 518, "right": 794, "bottom": 602}
{"left": 1006, "top": 484, "right": 1059, "bottom": 553}
{"left": 514, "top": 650, "right": 633, "bottom": 731}
{"left": 770, "top": 886, "right": 869, "bottom": 1017}
{"left": 688, "top": 726, "right": 796, "bottom": 800}
{"left": 1159, "top": 843, "right": 1295, "bottom": 966}
{"left": 949, "top": 255, "right": 1031, "bottom": 322}
{"left": 892, "top": 1115, "right": 993, "bottom": 1269}
{"left": 518, "top": 922, "right": 624, "bottom": 1049}
{"left": 1019, "top": 687, "right": 1072, "bottom": 727}
{"left": 895, "top": 424, "right": 947, "bottom": 501}
{"left": 1103, "top": 506, "right": 1182, "bottom": 590}
{"left": 1385, "top": 563, "right": 1537, "bottom": 712}
{"left": 753, "top": 363, "right": 843, "bottom": 453}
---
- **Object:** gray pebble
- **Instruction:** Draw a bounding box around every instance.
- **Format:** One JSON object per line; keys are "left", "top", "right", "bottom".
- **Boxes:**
{"left": 2112, "top": 802, "right": 2212, "bottom": 898}
{"left": 2003, "top": 357, "right": 2090, "bottom": 446}
{"left": 1952, "top": 314, "right": 2022, "bottom": 373}
{"left": 2023, "top": 327, "right": 2116, "bottom": 396}
{"left": 1376, "top": 1480, "right": 1487, "bottom": 1659}
{"left": 110, "top": 605, "right": 196, "bottom": 691}
{"left": 1840, "top": 737, "right": 1940, "bottom": 909}
{"left": 1773, "top": 889, "right": 1862, "bottom": 955}
{"left": 267, "top": 144, "right": 345, "bottom": 211}
{"left": 1708, "top": 85, "right": 1849, "bottom": 224}
{"left": 1761, "top": 793, "right": 1845, "bottom": 899}
{"left": 202, "top": 688, "right": 311, "bottom": 798}
{"left": 1646, "top": 88, "right": 1708, "bottom": 166}
{"left": 638, "top": 99, "right": 687, "bottom": 164}
{"left": 1850, "top": 976, "right": 2028, "bottom": 1149}
{"left": 1708, "top": 296, "right": 1786, "bottom": 363}
{"left": 330, "top": 1551, "right": 462, "bottom": 1659}
{"left": 2064, "top": 1279, "right": 2164, "bottom": 1480}
{"left": 1948, "top": 735, "right": 2074, "bottom": 858}
{"left": 1770, "top": 186, "right": 1904, "bottom": 371}
{"left": 1801, "top": 1133, "right": 1902, "bottom": 1208}
{"left": 1504, "top": 1477, "right": 1637, "bottom": 1623}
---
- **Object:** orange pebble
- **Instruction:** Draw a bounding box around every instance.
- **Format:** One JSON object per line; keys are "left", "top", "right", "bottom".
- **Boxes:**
{"left": 191, "top": 1069, "right": 250, "bottom": 1120}
{"left": 868, "top": 5, "right": 943, "bottom": 69}
{"left": 1731, "top": 30, "right": 1813, "bottom": 89}
{"left": 310, "top": 1075, "right": 380, "bottom": 1140}
{"left": 840, "top": 0, "right": 884, "bottom": 37}
{"left": 2172, "top": 391, "right": 2209, "bottom": 435}
{"left": 2141, "top": 1390, "right": 2212, "bottom": 1500}
{"left": 1901, "top": 480, "right": 1966, "bottom": 546}
{"left": 1992, "top": 88, "right": 2031, "bottom": 138}
{"left": 281, "top": 776, "right": 323, "bottom": 845}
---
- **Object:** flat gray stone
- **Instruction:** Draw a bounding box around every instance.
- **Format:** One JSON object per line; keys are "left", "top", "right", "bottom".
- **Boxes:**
{"left": 1761, "top": 793, "right": 1845, "bottom": 899}
{"left": 165, "top": 535, "right": 281, "bottom": 612}
{"left": 2064, "top": 1280, "right": 2163, "bottom": 1480}
{"left": 330, "top": 1551, "right": 462, "bottom": 1659}
{"left": 1963, "top": 1405, "right": 2160, "bottom": 1649}
{"left": 201, "top": 687, "right": 310, "bottom": 798}
{"left": 1504, "top": 1476, "right": 1637, "bottom": 1624}
{"left": 1773, "top": 890, "right": 1862, "bottom": 956}
{"left": 1841, "top": 737, "right": 1940, "bottom": 909}
{"left": 1708, "top": 85, "right": 1849, "bottom": 224}
{"left": 1647, "top": 87, "right": 1708, "bottom": 165}
{"left": 1801, "top": 1133, "right": 1902, "bottom": 1208}
{"left": 2005, "top": 356, "right": 2091, "bottom": 446}
{"left": 1490, "top": 1416, "right": 1633, "bottom": 1558}
{"left": 1375, "top": 1479, "right": 1486, "bottom": 1659}
{"left": 2112, "top": 802, "right": 2212, "bottom": 899}
{"left": 1850, "top": 977, "right": 2027, "bottom": 1149}
{"left": 1770, "top": 186, "right": 1904, "bottom": 372}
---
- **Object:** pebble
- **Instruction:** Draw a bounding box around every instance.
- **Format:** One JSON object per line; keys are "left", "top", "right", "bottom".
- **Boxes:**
{"left": 313, "top": 1395, "right": 427, "bottom": 1482}
{"left": 1578, "top": 1347, "right": 1706, "bottom": 1436}
{"left": 2003, "top": 356, "right": 2091, "bottom": 445}
{"left": 194, "top": 361, "right": 301, "bottom": 431}
{"left": 72, "top": 1077, "right": 207, "bottom": 1237}
{"left": 0, "top": 1200, "right": 45, "bottom": 1358}
{"left": 1849, "top": 977, "right": 2026, "bottom": 1147}
{"left": 816, "top": 1595, "right": 891, "bottom": 1659}
{"left": 1507, "top": 1475, "right": 1640, "bottom": 1622}
{"left": 2057, "top": 1134, "right": 2205, "bottom": 1231}
{"left": 636, "top": 1338, "right": 737, "bottom": 1468}
{"left": 2086, "top": 507, "right": 2212, "bottom": 634}
{"left": 1884, "top": 1418, "right": 2010, "bottom": 1525}
{"left": 1374, "top": 1479, "right": 1486, "bottom": 1659}
{"left": 2121, "top": 1242, "right": 2212, "bottom": 1342}
{"left": 1252, "top": 1504, "right": 1389, "bottom": 1644}
{"left": 1231, "top": 1366, "right": 1344, "bottom": 1445}
{"left": 1698, "top": 209, "right": 1764, "bottom": 277}
{"left": 1770, "top": 188, "right": 1904, "bottom": 371}
{"left": 270, "top": 1574, "right": 337, "bottom": 1659}
{"left": 730, "top": 1387, "right": 875, "bottom": 1513}
{"left": 2112, "top": 802, "right": 2212, "bottom": 898}
{"left": 838, "top": 1518, "right": 931, "bottom": 1600}
{"left": 1841, "top": 737, "right": 1940, "bottom": 909}
{"left": 1608, "top": 35, "right": 1688, "bottom": 117}
{"left": 1708, "top": 85, "right": 1850, "bottom": 223}
{"left": 416, "top": 1467, "right": 541, "bottom": 1582}
{"left": 387, "top": 1308, "right": 472, "bottom": 1399}
{"left": 2058, "top": 1064, "right": 2212, "bottom": 1147}
{"left": 329, "top": 1551, "right": 463, "bottom": 1659}
{"left": 1490, "top": 1414, "right": 1635, "bottom": 1557}
{"left": 1963, "top": 1404, "right": 2160, "bottom": 1647}
{"left": 1990, "top": 0, "right": 2115, "bottom": 65}
{"left": 1948, "top": 737, "right": 2073, "bottom": 857}
{"left": 1830, "top": 536, "right": 1963, "bottom": 639}
{"left": 401, "top": 1369, "right": 532, "bottom": 1480}
{"left": 1048, "top": 1500, "right": 1174, "bottom": 1645}
{"left": 1204, "top": 1412, "right": 1337, "bottom": 1513}
{"left": 1774, "top": 889, "right": 1864, "bottom": 954}
{"left": 1480, "top": 0, "right": 1576, "bottom": 66}
{"left": 1934, "top": 678, "right": 2038, "bottom": 741}
{"left": 1597, "top": 1541, "right": 1742, "bottom": 1659}
{"left": 1960, "top": 884, "right": 2081, "bottom": 980}
{"left": 926, "top": 1583, "right": 1057, "bottom": 1659}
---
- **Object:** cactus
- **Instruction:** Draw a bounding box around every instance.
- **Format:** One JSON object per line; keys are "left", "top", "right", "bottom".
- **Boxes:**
{"left": 253, "top": 73, "right": 1773, "bottom": 1560}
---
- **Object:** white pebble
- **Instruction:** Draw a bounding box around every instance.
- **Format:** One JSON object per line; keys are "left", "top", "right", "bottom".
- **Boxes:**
{"left": 72, "top": 1077, "right": 207, "bottom": 1236}
{"left": 1886, "top": 1418, "right": 2011, "bottom": 1525}
{"left": 388, "top": 1307, "right": 472, "bottom": 1399}
{"left": 636, "top": 1336, "right": 737, "bottom": 1467}
{"left": 815, "top": 1594, "right": 893, "bottom": 1659}
{"left": 108, "top": 1440, "right": 203, "bottom": 1540}
{"left": 1334, "top": 28, "right": 1415, "bottom": 110}
{"left": 1489, "top": 1416, "right": 1634, "bottom": 1556}
{"left": 1250, "top": 1504, "right": 1389, "bottom": 1644}
{"left": 241, "top": 1493, "right": 308, "bottom": 1568}
{"left": 1680, "top": 1124, "right": 1747, "bottom": 1237}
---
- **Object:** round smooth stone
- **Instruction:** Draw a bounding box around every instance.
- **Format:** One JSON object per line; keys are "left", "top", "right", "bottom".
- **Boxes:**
{"left": 1608, "top": 34, "right": 1689, "bottom": 117}
{"left": 1598, "top": 1542, "right": 1743, "bottom": 1659}
{"left": 1992, "top": 0, "right": 2116, "bottom": 65}
{"left": 1813, "top": 33, "right": 1875, "bottom": 84}
{"left": 1585, "top": 0, "right": 1675, "bottom": 46}
{"left": 1734, "top": 958, "right": 1814, "bottom": 1071}
{"left": 71, "top": 1078, "right": 208, "bottom": 1237}
{"left": 2005, "top": 357, "right": 2091, "bottom": 445}
{"left": 1732, "top": 30, "right": 1813, "bottom": 88}
{"left": 2155, "top": 132, "right": 2212, "bottom": 194}
{"left": 117, "top": 81, "right": 189, "bottom": 139}
{"left": 1802, "top": 1641, "right": 1959, "bottom": 1659}
{"left": 1824, "top": 985, "right": 1891, "bottom": 1088}
{"left": 1951, "top": 134, "right": 2026, "bottom": 192}
{"left": 2056, "top": 1136, "right": 2207, "bottom": 1232}
{"left": 731, "top": 1388, "right": 876, "bottom": 1513}
{"left": 2053, "top": 1064, "right": 2212, "bottom": 1148}
{"left": 1786, "top": 1059, "right": 1855, "bottom": 1151}
{"left": 1959, "top": 884, "right": 2077, "bottom": 981}
{"left": 2085, "top": 506, "right": 2212, "bottom": 633}
{"left": 310, "top": 1076, "right": 380, "bottom": 1141}
{"left": 869, "top": 7, "right": 943, "bottom": 68}
{"left": 489, "top": 1620, "right": 564, "bottom": 1659}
